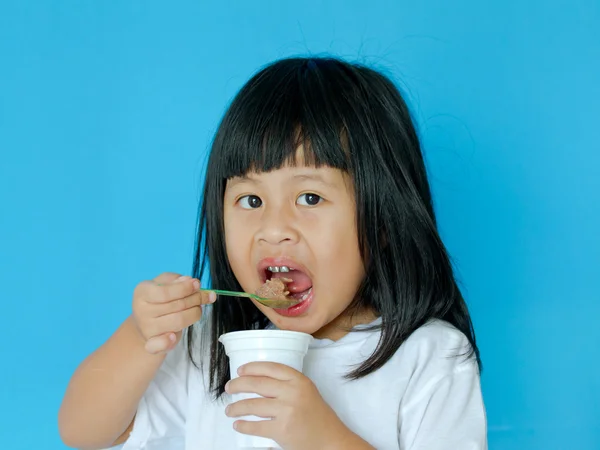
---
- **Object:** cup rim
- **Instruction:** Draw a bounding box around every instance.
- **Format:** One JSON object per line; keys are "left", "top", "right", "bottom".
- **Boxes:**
{"left": 218, "top": 329, "right": 313, "bottom": 344}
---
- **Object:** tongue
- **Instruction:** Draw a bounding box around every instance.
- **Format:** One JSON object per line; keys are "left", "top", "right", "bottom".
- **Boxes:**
{"left": 271, "top": 270, "right": 312, "bottom": 294}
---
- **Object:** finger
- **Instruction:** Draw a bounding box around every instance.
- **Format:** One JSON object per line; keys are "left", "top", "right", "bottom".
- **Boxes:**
{"left": 148, "top": 306, "right": 202, "bottom": 336}
{"left": 237, "top": 362, "right": 299, "bottom": 381}
{"left": 153, "top": 291, "right": 216, "bottom": 316}
{"left": 153, "top": 272, "right": 183, "bottom": 284}
{"left": 144, "top": 332, "right": 177, "bottom": 354}
{"left": 134, "top": 277, "right": 188, "bottom": 302}
{"left": 232, "top": 417, "right": 276, "bottom": 439}
{"left": 226, "top": 375, "right": 284, "bottom": 398}
{"left": 226, "top": 397, "right": 278, "bottom": 419}
{"left": 147, "top": 277, "right": 200, "bottom": 304}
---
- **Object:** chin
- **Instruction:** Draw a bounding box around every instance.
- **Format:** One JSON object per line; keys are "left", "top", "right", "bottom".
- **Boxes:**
{"left": 263, "top": 308, "right": 324, "bottom": 335}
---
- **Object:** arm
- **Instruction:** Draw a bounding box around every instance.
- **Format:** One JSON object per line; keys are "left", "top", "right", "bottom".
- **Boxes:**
{"left": 59, "top": 273, "right": 210, "bottom": 449}
{"left": 58, "top": 316, "right": 166, "bottom": 449}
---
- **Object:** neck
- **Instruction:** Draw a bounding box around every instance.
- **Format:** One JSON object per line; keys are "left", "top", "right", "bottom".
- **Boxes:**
{"left": 312, "top": 307, "right": 378, "bottom": 341}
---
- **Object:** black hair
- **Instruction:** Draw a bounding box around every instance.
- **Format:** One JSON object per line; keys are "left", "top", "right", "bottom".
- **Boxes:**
{"left": 189, "top": 56, "right": 481, "bottom": 399}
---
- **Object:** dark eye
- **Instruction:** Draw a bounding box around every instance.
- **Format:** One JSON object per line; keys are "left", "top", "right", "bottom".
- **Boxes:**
{"left": 239, "top": 195, "right": 262, "bottom": 209}
{"left": 297, "top": 193, "right": 322, "bottom": 206}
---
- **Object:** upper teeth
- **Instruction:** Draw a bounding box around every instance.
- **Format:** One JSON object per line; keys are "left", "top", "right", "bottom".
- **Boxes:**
{"left": 268, "top": 266, "right": 293, "bottom": 273}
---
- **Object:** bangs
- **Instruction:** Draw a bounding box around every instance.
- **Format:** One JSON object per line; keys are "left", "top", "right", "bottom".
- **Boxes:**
{"left": 210, "top": 58, "right": 356, "bottom": 179}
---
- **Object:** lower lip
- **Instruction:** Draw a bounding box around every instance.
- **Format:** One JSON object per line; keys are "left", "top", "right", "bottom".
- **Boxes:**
{"left": 273, "top": 288, "right": 314, "bottom": 317}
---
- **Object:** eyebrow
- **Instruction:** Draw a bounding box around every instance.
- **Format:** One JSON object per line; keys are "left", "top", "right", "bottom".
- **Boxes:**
{"left": 291, "top": 173, "right": 336, "bottom": 188}
{"left": 226, "top": 175, "right": 258, "bottom": 191}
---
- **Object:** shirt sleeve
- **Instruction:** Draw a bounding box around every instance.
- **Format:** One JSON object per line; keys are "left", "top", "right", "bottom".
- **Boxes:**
{"left": 120, "top": 336, "right": 191, "bottom": 450}
{"left": 397, "top": 324, "right": 488, "bottom": 450}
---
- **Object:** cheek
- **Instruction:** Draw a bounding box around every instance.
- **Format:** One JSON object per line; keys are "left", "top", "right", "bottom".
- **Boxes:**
{"left": 224, "top": 213, "right": 252, "bottom": 278}
{"left": 314, "top": 219, "right": 365, "bottom": 294}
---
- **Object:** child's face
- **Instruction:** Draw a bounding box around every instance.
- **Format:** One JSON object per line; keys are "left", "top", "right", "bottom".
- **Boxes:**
{"left": 223, "top": 158, "right": 367, "bottom": 339}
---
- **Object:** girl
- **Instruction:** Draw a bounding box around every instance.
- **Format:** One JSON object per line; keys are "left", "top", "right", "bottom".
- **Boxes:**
{"left": 59, "top": 57, "right": 487, "bottom": 450}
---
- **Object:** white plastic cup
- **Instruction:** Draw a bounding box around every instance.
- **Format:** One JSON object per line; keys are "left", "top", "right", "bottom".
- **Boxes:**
{"left": 219, "top": 329, "right": 313, "bottom": 449}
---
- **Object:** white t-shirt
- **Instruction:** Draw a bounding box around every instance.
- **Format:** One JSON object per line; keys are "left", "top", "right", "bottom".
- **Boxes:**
{"left": 117, "top": 319, "right": 487, "bottom": 450}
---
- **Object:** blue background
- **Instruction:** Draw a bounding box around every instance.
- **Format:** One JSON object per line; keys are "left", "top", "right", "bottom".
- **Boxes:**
{"left": 1, "top": 1, "right": 598, "bottom": 449}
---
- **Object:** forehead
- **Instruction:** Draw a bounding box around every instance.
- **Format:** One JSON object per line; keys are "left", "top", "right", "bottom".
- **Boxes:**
{"left": 226, "top": 164, "right": 346, "bottom": 190}
{"left": 228, "top": 143, "right": 339, "bottom": 180}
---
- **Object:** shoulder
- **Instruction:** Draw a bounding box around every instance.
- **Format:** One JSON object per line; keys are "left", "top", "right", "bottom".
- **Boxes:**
{"left": 402, "top": 319, "right": 475, "bottom": 362}
{"left": 387, "top": 319, "right": 479, "bottom": 385}
{"left": 390, "top": 319, "right": 480, "bottom": 403}
{"left": 350, "top": 319, "right": 479, "bottom": 387}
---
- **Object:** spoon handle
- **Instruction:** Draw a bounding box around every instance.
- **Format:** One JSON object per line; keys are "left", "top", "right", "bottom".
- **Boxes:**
{"left": 200, "top": 288, "right": 262, "bottom": 301}
{"left": 199, "top": 288, "right": 299, "bottom": 308}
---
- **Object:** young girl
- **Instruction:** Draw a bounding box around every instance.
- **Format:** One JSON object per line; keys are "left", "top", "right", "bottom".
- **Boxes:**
{"left": 59, "top": 57, "right": 487, "bottom": 450}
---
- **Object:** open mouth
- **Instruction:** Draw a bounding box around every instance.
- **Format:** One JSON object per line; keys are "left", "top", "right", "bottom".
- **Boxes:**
{"left": 258, "top": 259, "right": 314, "bottom": 307}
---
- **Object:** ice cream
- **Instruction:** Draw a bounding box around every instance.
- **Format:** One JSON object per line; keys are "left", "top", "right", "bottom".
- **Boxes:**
{"left": 255, "top": 277, "right": 292, "bottom": 300}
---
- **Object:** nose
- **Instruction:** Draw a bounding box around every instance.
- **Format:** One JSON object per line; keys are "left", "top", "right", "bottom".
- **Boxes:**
{"left": 255, "top": 202, "right": 300, "bottom": 246}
